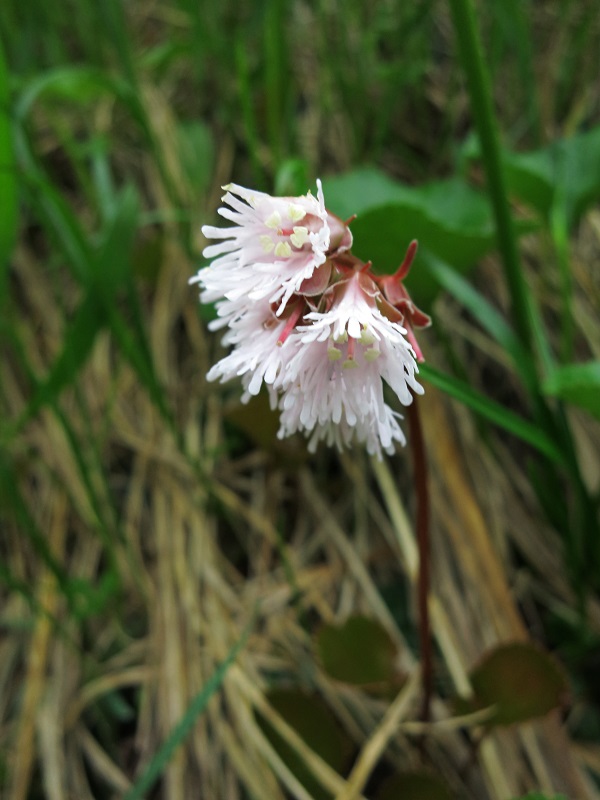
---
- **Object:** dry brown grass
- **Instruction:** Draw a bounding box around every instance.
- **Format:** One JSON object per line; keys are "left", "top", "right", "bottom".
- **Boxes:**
{"left": 3, "top": 41, "right": 600, "bottom": 800}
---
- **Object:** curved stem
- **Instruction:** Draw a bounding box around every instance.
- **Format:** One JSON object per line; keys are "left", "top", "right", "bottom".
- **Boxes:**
{"left": 408, "top": 399, "right": 433, "bottom": 723}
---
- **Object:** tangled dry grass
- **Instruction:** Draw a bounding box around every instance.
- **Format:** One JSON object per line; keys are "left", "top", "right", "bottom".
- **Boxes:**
{"left": 3, "top": 4, "right": 600, "bottom": 797}
{"left": 4, "top": 128, "right": 600, "bottom": 797}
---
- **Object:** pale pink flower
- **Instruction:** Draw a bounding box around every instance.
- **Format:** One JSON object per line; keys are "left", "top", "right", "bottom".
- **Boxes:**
{"left": 204, "top": 298, "right": 299, "bottom": 403}
{"left": 193, "top": 180, "right": 427, "bottom": 458}
{"left": 276, "top": 272, "right": 423, "bottom": 457}
{"left": 191, "top": 181, "right": 349, "bottom": 317}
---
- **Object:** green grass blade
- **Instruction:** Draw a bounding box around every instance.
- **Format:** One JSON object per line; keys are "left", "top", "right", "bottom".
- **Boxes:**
{"left": 0, "top": 37, "right": 18, "bottom": 302}
{"left": 419, "top": 364, "right": 565, "bottom": 464}
{"left": 421, "top": 253, "right": 530, "bottom": 373}
{"left": 123, "top": 626, "right": 251, "bottom": 800}
{"left": 264, "top": 0, "right": 286, "bottom": 165}
{"left": 447, "top": 0, "right": 535, "bottom": 354}
{"left": 18, "top": 291, "right": 105, "bottom": 427}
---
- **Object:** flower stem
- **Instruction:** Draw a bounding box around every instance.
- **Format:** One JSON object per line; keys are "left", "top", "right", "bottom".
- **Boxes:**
{"left": 408, "top": 398, "right": 433, "bottom": 723}
{"left": 448, "top": 0, "right": 535, "bottom": 354}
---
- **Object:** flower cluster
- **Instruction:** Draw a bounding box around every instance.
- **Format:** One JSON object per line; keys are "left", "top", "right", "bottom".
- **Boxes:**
{"left": 191, "top": 181, "right": 431, "bottom": 458}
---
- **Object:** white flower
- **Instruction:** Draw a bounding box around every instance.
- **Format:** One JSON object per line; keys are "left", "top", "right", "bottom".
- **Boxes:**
{"left": 276, "top": 273, "right": 423, "bottom": 458}
{"left": 191, "top": 181, "right": 333, "bottom": 316}
{"left": 205, "top": 299, "right": 300, "bottom": 402}
{"left": 192, "top": 178, "right": 426, "bottom": 458}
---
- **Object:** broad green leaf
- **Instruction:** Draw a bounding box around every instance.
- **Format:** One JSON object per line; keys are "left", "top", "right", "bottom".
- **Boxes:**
{"left": 459, "top": 642, "right": 568, "bottom": 727}
{"left": 275, "top": 158, "right": 310, "bottom": 196}
{"left": 542, "top": 362, "right": 600, "bottom": 421}
{"left": 259, "top": 689, "right": 352, "bottom": 800}
{"left": 463, "top": 126, "right": 600, "bottom": 226}
{"left": 419, "top": 365, "right": 565, "bottom": 464}
{"left": 376, "top": 771, "right": 455, "bottom": 800}
{"left": 317, "top": 616, "right": 402, "bottom": 688}
{"left": 322, "top": 168, "right": 534, "bottom": 306}
{"left": 0, "top": 38, "right": 17, "bottom": 301}
{"left": 322, "top": 168, "right": 414, "bottom": 220}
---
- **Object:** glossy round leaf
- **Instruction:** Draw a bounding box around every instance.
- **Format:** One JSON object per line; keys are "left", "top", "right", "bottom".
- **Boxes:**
{"left": 468, "top": 642, "right": 568, "bottom": 726}
{"left": 317, "top": 616, "right": 400, "bottom": 687}
{"left": 376, "top": 771, "right": 455, "bottom": 800}
{"left": 259, "top": 689, "right": 352, "bottom": 800}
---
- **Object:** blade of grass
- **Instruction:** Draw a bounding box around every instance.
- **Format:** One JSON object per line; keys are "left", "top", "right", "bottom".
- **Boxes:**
{"left": 418, "top": 364, "right": 565, "bottom": 464}
{"left": 123, "top": 625, "right": 251, "bottom": 800}
{"left": 235, "top": 37, "right": 264, "bottom": 187}
{"left": 421, "top": 252, "right": 529, "bottom": 372}
{"left": 17, "top": 291, "right": 106, "bottom": 428}
{"left": 264, "top": 0, "right": 285, "bottom": 166}
{"left": 447, "top": 0, "right": 537, "bottom": 355}
{"left": 0, "top": 37, "right": 17, "bottom": 302}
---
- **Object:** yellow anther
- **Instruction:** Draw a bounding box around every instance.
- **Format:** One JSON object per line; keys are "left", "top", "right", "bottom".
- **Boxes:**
{"left": 274, "top": 241, "right": 292, "bottom": 258}
{"left": 288, "top": 204, "right": 307, "bottom": 222}
{"left": 260, "top": 235, "right": 274, "bottom": 253}
{"left": 327, "top": 347, "right": 342, "bottom": 361}
{"left": 290, "top": 226, "right": 309, "bottom": 248}
{"left": 343, "top": 358, "right": 359, "bottom": 369}
{"left": 265, "top": 211, "right": 282, "bottom": 229}
{"left": 360, "top": 328, "right": 376, "bottom": 345}
{"left": 364, "top": 348, "right": 380, "bottom": 362}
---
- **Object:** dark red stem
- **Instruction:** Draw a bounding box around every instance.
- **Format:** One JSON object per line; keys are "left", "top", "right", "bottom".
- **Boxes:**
{"left": 408, "top": 398, "right": 433, "bottom": 723}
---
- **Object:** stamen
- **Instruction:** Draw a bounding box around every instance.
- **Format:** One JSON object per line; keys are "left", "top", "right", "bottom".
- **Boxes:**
{"left": 260, "top": 235, "right": 274, "bottom": 253}
{"left": 290, "top": 226, "right": 309, "bottom": 248}
{"left": 274, "top": 241, "right": 292, "bottom": 258}
{"left": 328, "top": 347, "right": 342, "bottom": 361}
{"left": 364, "top": 348, "right": 380, "bottom": 362}
{"left": 265, "top": 211, "right": 282, "bottom": 229}
{"left": 360, "top": 328, "right": 376, "bottom": 345}
{"left": 288, "top": 203, "right": 307, "bottom": 222}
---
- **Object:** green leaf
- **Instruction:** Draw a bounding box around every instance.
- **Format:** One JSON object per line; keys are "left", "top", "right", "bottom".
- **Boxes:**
{"left": 259, "top": 689, "right": 352, "bottom": 800}
{"left": 0, "top": 37, "right": 18, "bottom": 301}
{"left": 317, "top": 616, "right": 402, "bottom": 688}
{"left": 19, "top": 291, "right": 106, "bottom": 426}
{"left": 542, "top": 362, "right": 600, "bottom": 421}
{"left": 124, "top": 626, "right": 250, "bottom": 800}
{"left": 322, "top": 168, "right": 414, "bottom": 220}
{"left": 177, "top": 120, "right": 214, "bottom": 194}
{"left": 460, "top": 642, "right": 568, "bottom": 727}
{"left": 91, "top": 184, "right": 139, "bottom": 299}
{"left": 420, "top": 252, "right": 529, "bottom": 372}
{"left": 16, "top": 65, "right": 135, "bottom": 118}
{"left": 511, "top": 794, "right": 567, "bottom": 800}
{"left": 17, "top": 152, "right": 94, "bottom": 284}
{"left": 322, "top": 168, "right": 534, "bottom": 306}
{"left": 376, "top": 771, "right": 455, "bottom": 800}
{"left": 463, "top": 125, "right": 600, "bottom": 226}
{"left": 418, "top": 364, "right": 565, "bottom": 464}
